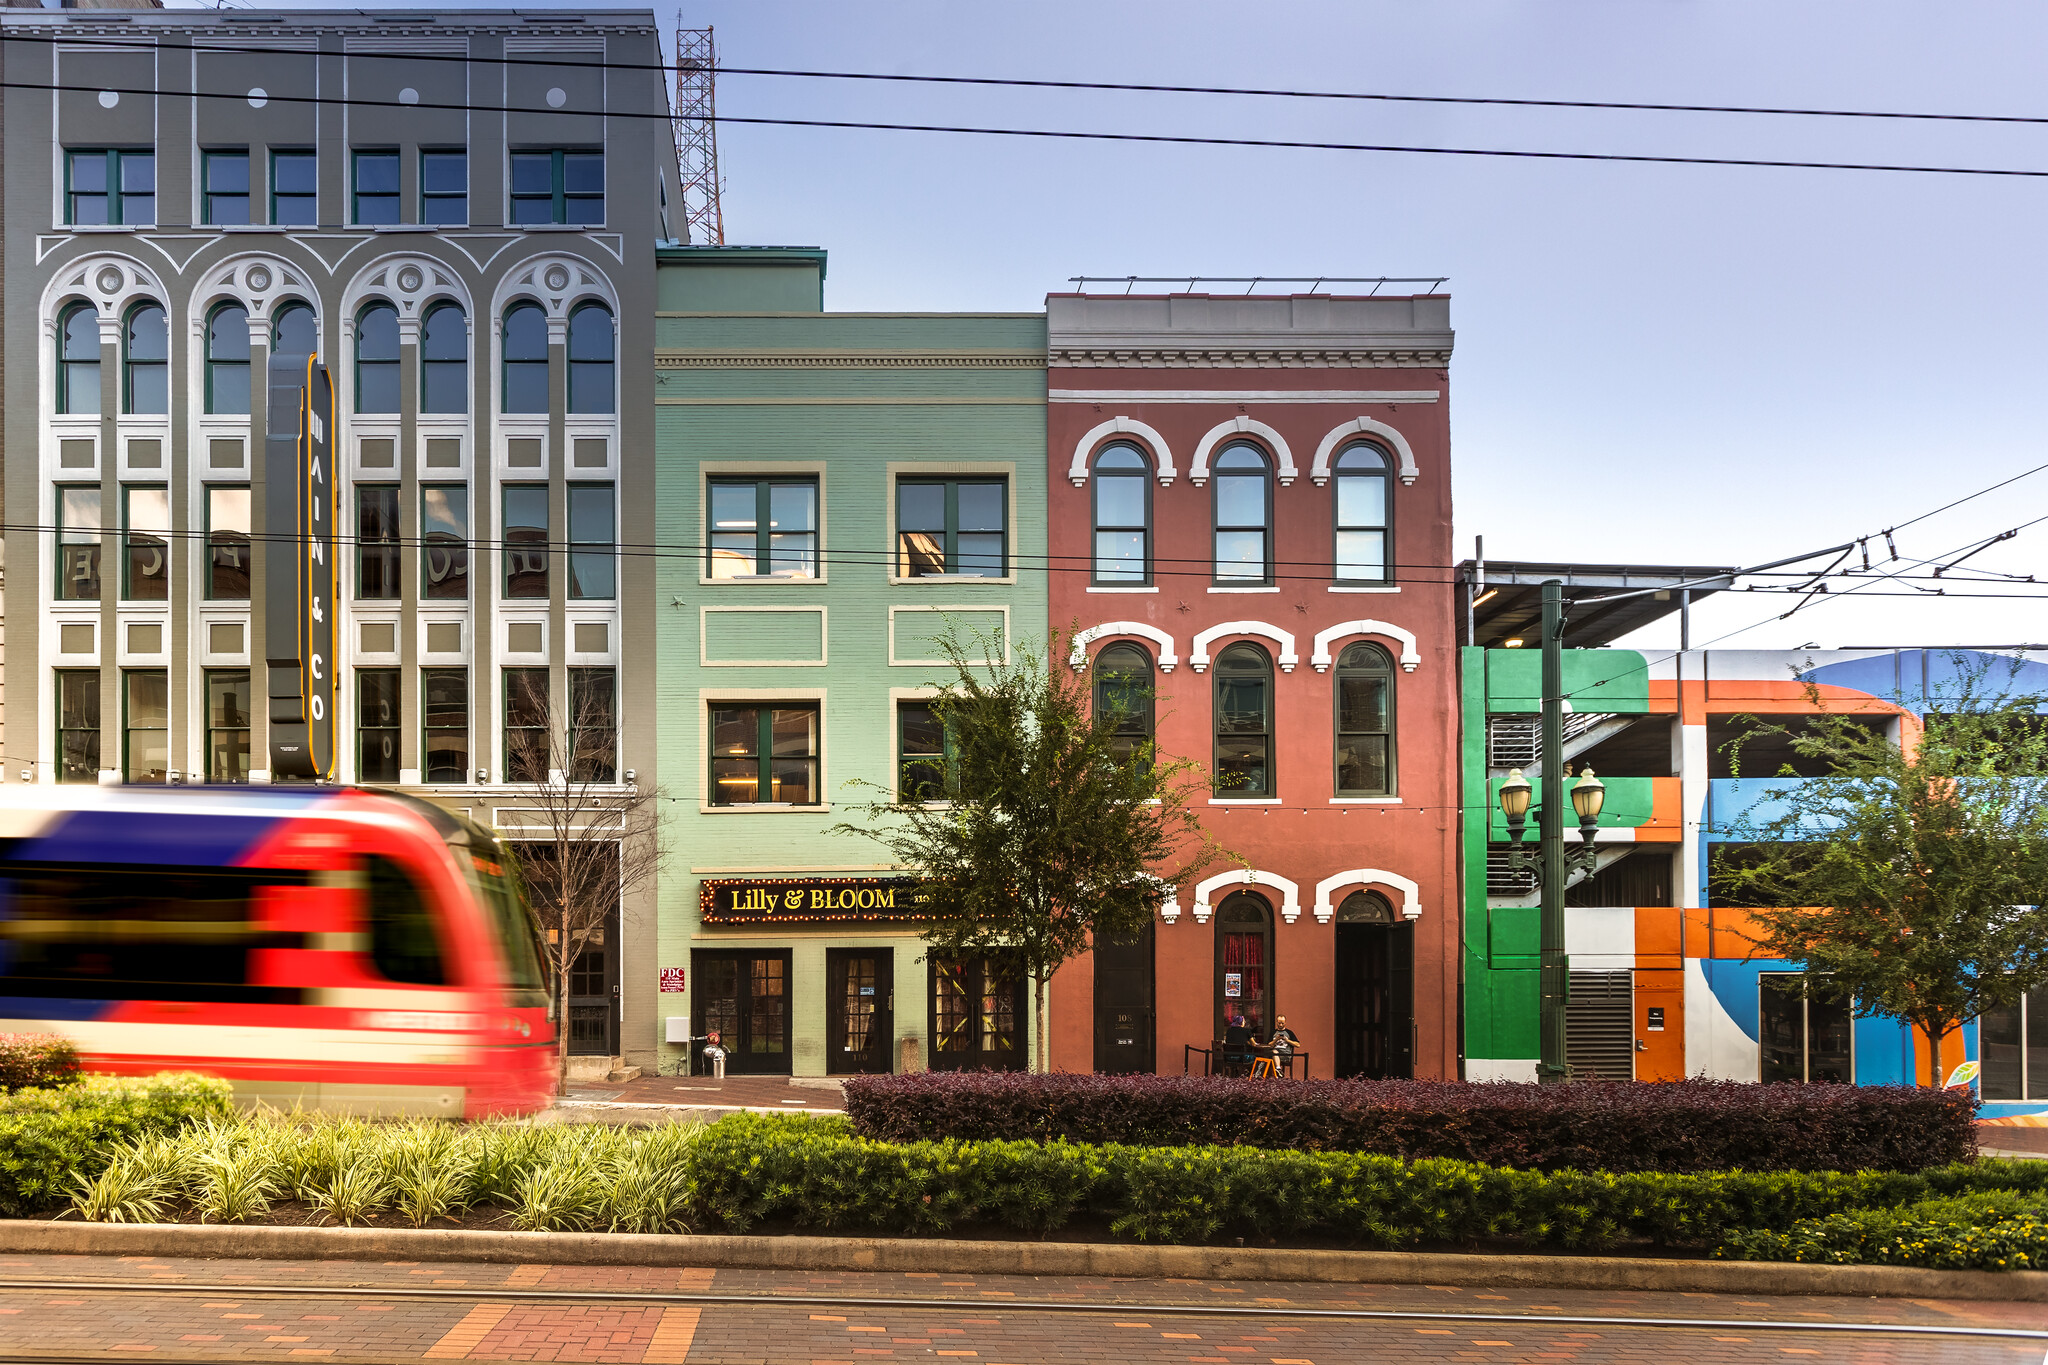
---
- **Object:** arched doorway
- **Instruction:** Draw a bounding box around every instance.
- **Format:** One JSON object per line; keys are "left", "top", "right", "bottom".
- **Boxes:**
{"left": 1214, "top": 891, "right": 1273, "bottom": 1038}
{"left": 1334, "top": 890, "right": 1414, "bottom": 1078}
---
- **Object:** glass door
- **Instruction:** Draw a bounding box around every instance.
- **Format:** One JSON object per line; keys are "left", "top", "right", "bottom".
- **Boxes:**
{"left": 826, "top": 949, "right": 895, "bottom": 1074}
{"left": 690, "top": 950, "right": 793, "bottom": 1075}
{"left": 929, "top": 954, "right": 1025, "bottom": 1071}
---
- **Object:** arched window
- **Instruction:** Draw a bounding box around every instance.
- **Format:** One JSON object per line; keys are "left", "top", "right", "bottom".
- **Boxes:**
{"left": 271, "top": 301, "right": 317, "bottom": 370}
{"left": 1215, "top": 891, "right": 1272, "bottom": 1039}
{"left": 502, "top": 302, "right": 547, "bottom": 413}
{"left": 1213, "top": 642, "right": 1273, "bottom": 797}
{"left": 1092, "top": 642, "right": 1154, "bottom": 768}
{"left": 1212, "top": 442, "right": 1271, "bottom": 583}
{"left": 420, "top": 302, "right": 467, "bottom": 414}
{"left": 1335, "top": 642, "right": 1395, "bottom": 796}
{"left": 1334, "top": 443, "right": 1391, "bottom": 582}
{"left": 204, "top": 304, "right": 251, "bottom": 415}
{"left": 1092, "top": 442, "right": 1151, "bottom": 584}
{"left": 567, "top": 302, "right": 614, "bottom": 414}
{"left": 58, "top": 304, "right": 101, "bottom": 415}
{"left": 123, "top": 303, "right": 167, "bottom": 415}
{"left": 355, "top": 303, "right": 399, "bottom": 414}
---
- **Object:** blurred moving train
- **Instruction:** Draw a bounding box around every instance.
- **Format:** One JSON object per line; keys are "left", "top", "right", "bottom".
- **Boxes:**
{"left": 0, "top": 786, "right": 556, "bottom": 1116}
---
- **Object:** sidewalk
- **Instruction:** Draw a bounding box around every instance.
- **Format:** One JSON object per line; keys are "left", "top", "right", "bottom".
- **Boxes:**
{"left": 560, "top": 1073, "right": 847, "bottom": 1118}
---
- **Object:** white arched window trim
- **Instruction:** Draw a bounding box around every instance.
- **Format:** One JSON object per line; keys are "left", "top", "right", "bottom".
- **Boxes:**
{"left": 1189, "top": 417, "right": 1296, "bottom": 487}
{"left": 1189, "top": 621, "right": 1297, "bottom": 674}
{"left": 1314, "top": 869, "right": 1422, "bottom": 924}
{"left": 1068, "top": 416, "right": 1176, "bottom": 487}
{"left": 1312, "top": 620, "right": 1420, "bottom": 673}
{"left": 1194, "top": 868, "right": 1302, "bottom": 925}
{"left": 1312, "top": 416, "right": 1419, "bottom": 487}
{"left": 1069, "top": 621, "right": 1178, "bottom": 672}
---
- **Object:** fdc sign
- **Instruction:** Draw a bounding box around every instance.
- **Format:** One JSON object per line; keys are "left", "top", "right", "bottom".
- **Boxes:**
{"left": 265, "top": 354, "right": 337, "bottom": 780}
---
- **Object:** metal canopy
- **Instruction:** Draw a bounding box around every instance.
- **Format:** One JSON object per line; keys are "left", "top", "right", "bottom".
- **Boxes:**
{"left": 1457, "top": 560, "right": 1737, "bottom": 650}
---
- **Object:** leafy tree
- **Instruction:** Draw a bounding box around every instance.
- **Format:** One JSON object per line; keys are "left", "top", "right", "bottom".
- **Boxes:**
{"left": 835, "top": 624, "right": 1230, "bottom": 1072}
{"left": 1713, "top": 658, "right": 2048, "bottom": 1087}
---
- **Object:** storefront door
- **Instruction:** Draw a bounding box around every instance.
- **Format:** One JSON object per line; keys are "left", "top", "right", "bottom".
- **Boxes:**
{"left": 929, "top": 955, "right": 1026, "bottom": 1071}
{"left": 1333, "top": 892, "right": 1413, "bottom": 1079}
{"left": 826, "top": 949, "right": 894, "bottom": 1074}
{"left": 565, "top": 913, "right": 619, "bottom": 1057}
{"left": 1093, "top": 923, "right": 1155, "bottom": 1073}
{"left": 690, "top": 950, "right": 792, "bottom": 1075}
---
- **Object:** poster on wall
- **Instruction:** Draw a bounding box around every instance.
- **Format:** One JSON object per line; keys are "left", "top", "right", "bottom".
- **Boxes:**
{"left": 1224, "top": 972, "right": 1242, "bottom": 999}
{"left": 659, "top": 968, "right": 685, "bottom": 993}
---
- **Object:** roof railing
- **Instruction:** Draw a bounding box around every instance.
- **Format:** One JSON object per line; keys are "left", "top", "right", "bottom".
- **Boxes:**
{"left": 1066, "top": 275, "right": 1448, "bottom": 296}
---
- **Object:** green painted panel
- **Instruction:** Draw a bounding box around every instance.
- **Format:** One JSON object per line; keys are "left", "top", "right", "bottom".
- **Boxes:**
{"left": 658, "top": 261, "right": 823, "bottom": 313}
{"left": 894, "top": 609, "right": 1006, "bottom": 663}
{"left": 1482, "top": 775, "right": 1660, "bottom": 839}
{"left": 1486, "top": 648, "right": 1651, "bottom": 714}
{"left": 1491, "top": 968, "right": 1542, "bottom": 1058}
{"left": 1489, "top": 905, "right": 1539, "bottom": 964}
{"left": 702, "top": 608, "right": 826, "bottom": 665}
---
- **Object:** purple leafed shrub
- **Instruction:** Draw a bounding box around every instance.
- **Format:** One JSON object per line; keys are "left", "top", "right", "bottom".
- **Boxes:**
{"left": 842, "top": 1073, "right": 1976, "bottom": 1173}
{"left": 0, "top": 1033, "right": 82, "bottom": 1093}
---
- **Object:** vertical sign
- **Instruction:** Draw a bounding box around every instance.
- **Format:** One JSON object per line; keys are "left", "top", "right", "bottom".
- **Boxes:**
{"left": 265, "top": 355, "right": 337, "bottom": 780}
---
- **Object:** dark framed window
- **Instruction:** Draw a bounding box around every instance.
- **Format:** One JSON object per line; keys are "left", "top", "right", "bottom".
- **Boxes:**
{"left": 58, "top": 304, "right": 101, "bottom": 415}
{"left": 1213, "top": 642, "right": 1273, "bottom": 797}
{"left": 352, "top": 149, "right": 400, "bottom": 225}
{"left": 569, "top": 483, "right": 615, "bottom": 600}
{"left": 205, "top": 670, "right": 251, "bottom": 784}
{"left": 502, "top": 484, "right": 548, "bottom": 598}
{"left": 57, "top": 669, "right": 101, "bottom": 783}
{"left": 356, "top": 485, "right": 400, "bottom": 599}
{"left": 358, "top": 668, "right": 401, "bottom": 783}
{"left": 510, "top": 148, "right": 603, "bottom": 225}
{"left": 270, "top": 149, "right": 317, "bottom": 225}
{"left": 1758, "top": 975, "right": 1854, "bottom": 1083}
{"left": 707, "top": 477, "right": 818, "bottom": 578}
{"left": 570, "top": 668, "right": 617, "bottom": 783}
{"left": 896, "top": 477, "right": 1006, "bottom": 577}
{"left": 123, "top": 669, "right": 169, "bottom": 784}
{"left": 57, "top": 486, "right": 103, "bottom": 602}
{"left": 420, "top": 302, "right": 467, "bottom": 413}
{"left": 501, "top": 303, "right": 548, "bottom": 413}
{"left": 421, "top": 484, "right": 469, "bottom": 600}
{"left": 67, "top": 149, "right": 153, "bottom": 225}
{"left": 710, "top": 704, "right": 819, "bottom": 806}
{"left": 123, "top": 303, "right": 167, "bottom": 415}
{"left": 1334, "top": 443, "right": 1391, "bottom": 582}
{"left": 122, "top": 485, "right": 169, "bottom": 602}
{"left": 1215, "top": 891, "right": 1273, "bottom": 1038}
{"left": 1982, "top": 986, "right": 2048, "bottom": 1100}
{"left": 205, "top": 304, "right": 251, "bottom": 415}
{"left": 1335, "top": 642, "right": 1395, "bottom": 796}
{"left": 567, "top": 303, "right": 613, "bottom": 414}
{"left": 273, "top": 301, "right": 318, "bottom": 370}
{"left": 355, "top": 303, "right": 400, "bottom": 413}
{"left": 422, "top": 667, "right": 470, "bottom": 783}
{"left": 421, "top": 149, "right": 467, "bottom": 225}
{"left": 202, "top": 149, "right": 249, "bottom": 225}
{"left": 1091, "top": 442, "right": 1150, "bottom": 584}
{"left": 368, "top": 855, "right": 445, "bottom": 985}
{"left": 1212, "top": 442, "right": 1272, "bottom": 584}
{"left": 207, "top": 486, "right": 251, "bottom": 600}
{"left": 504, "top": 667, "right": 550, "bottom": 783}
{"left": 897, "top": 700, "right": 950, "bottom": 802}
{"left": 1093, "top": 643, "right": 1154, "bottom": 769}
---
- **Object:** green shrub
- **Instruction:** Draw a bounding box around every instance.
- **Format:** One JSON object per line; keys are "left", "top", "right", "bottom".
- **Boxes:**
{"left": 0, "top": 1074, "right": 231, "bottom": 1216}
{"left": 0, "top": 1035, "right": 81, "bottom": 1093}
{"left": 1716, "top": 1190, "right": 2048, "bottom": 1270}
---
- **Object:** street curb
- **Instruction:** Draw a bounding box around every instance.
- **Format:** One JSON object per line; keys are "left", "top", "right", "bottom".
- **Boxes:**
{"left": 2, "top": 1220, "right": 2043, "bottom": 1301}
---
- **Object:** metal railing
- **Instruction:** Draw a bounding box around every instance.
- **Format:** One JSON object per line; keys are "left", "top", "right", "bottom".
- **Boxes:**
{"left": 1066, "top": 275, "right": 1448, "bottom": 295}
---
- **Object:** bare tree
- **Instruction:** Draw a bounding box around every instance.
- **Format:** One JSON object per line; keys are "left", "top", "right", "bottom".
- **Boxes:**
{"left": 499, "top": 671, "right": 666, "bottom": 1091}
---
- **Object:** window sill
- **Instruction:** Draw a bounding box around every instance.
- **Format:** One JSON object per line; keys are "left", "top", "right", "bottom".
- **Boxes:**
{"left": 1208, "top": 797, "right": 1282, "bottom": 805}
{"left": 888, "top": 574, "right": 1018, "bottom": 586}
{"left": 1087, "top": 585, "right": 1158, "bottom": 593}
{"left": 1330, "top": 584, "right": 1400, "bottom": 593}
{"left": 700, "top": 802, "right": 833, "bottom": 815}
{"left": 1330, "top": 796, "right": 1401, "bottom": 804}
{"left": 65, "top": 224, "right": 142, "bottom": 233}
{"left": 1208, "top": 585, "right": 1280, "bottom": 593}
{"left": 371, "top": 224, "right": 433, "bottom": 233}
{"left": 699, "top": 574, "right": 829, "bottom": 586}
{"left": 217, "top": 225, "right": 287, "bottom": 234}
{"left": 519, "top": 223, "right": 602, "bottom": 232}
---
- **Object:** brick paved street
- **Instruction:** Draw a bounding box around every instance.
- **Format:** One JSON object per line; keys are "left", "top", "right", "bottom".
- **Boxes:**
{"left": 0, "top": 1253, "right": 2038, "bottom": 1364}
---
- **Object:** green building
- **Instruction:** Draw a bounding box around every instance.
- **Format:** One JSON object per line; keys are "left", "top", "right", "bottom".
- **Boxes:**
{"left": 651, "top": 245, "right": 1047, "bottom": 1077}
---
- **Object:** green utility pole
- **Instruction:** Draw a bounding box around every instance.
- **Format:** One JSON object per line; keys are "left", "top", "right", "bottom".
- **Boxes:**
{"left": 1538, "top": 579, "right": 1570, "bottom": 1082}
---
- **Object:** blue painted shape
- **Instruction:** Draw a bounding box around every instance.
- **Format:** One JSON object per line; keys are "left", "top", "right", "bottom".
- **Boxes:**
{"left": 1702, "top": 958, "right": 1769, "bottom": 1042}
{"left": 1853, "top": 1010, "right": 1911, "bottom": 1086}
{"left": 12, "top": 809, "right": 282, "bottom": 867}
{"left": 1803, "top": 649, "right": 2048, "bottom": 716}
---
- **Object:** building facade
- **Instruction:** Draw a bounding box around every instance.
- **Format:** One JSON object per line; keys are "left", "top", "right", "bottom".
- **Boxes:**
{"left": 1043, "top": 291, "right": 1461, "bottom": 1079}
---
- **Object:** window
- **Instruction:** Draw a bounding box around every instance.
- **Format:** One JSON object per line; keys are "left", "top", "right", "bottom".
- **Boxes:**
{"left": 205, "top": 670, "right": 251, "bottom": 784}
{"left": 504, "top": 668, "right": 550, "bottom": 783}
{"left": 510, "top": 149, "right": 603, "bottom": 225}
{"left": 421, "top": 485, "right": 469, "bottom": 600}
{"left": 422, "top": 667, "right": 469, "bottom": 783}
{"left": 57, "top": 670, "right": 101, "bottom": 783}
{"left": 707, "top": 478, "right": 818, "bottom": 578}
{"left": 1214, "top": 643, "right": 1273, "bottom": 797}
{"left": 502, "top": 485, "right": 548, "bottom": 598}
{"left": 1093, "top": 643, "right": 1154, "bottom": 769}
{"left": 202, "top": 150, "right": 249, "bottom": 225}
{"left": 898, "top": 701, "right": 950, "bottom": 802}
{"left": 57, "top": 487, "right": 102, "bottom": 601}
{"left": 207, "top": 486, "right": 250, "bottom": 600}
{"left": 122, "top": 485, "right": 169, "bottom": 601}
{"left": 421, "top": 303, "right": 467, "bottom": 413}
{"left": 896, "top": 478, "right": 1006, "bottom": 577}
{"left": 356, "top": 485, "right": 400, "bottom": 599}
{"left": 67, "top": 149, "right": 153, "bottom": 225}
{"left": 368, "top": 856, "right": 444, "bottom": 985}
{"left": 501, "top": 303, "right": 547, "bottom": 413}
{"left": 569, "top": 483, "right": 615, "bottom": 599}
{"left": 123, "top": 304, "right": 167, "bottom": 415}
{"left": 1091, "top": 443, "right": 1150, "bottom": 583}
{"left": 270, "top": 149, "right": 316, "bottom": 225}
{"left": 1334, "top": 443, "right": 1391, "bottom": 582}
{"left": 421, "top": 149, "right": 467, "bottom": 225}
{"left": 570, "top": 668, "right": 617, "bottom": 783}
{"left": 272, "top": 302, "right": 318, "bottom": 369}
{"left": 710, "top": 705, "right": 819, "bottom": 806}
{"left": 355, "top": 303, "right": 400, "bottom": 413}
{"left": 124, "top": 669, "right": 169, "bottom": 784}
{"left": 352, "top": 149, "right": 400, "bottom": 225}
{"left": 1212, "top": 442, "right": 1272, "bottom": 583}
{"left": 58, "top": 304, "right": 100, "bottom": 415}
{"left": 1215, "top": 892, "right": 1272, "bottom": 1038}
{"left": 1335, "top": 642, "right": 1395, "bottom": 795}
{"left": 567, "top": 304, "right": 614, "bottom": 414}
{"left": 1983, "top": 987, "right": 2048, "bottom": 1100}
{"left": 358, "top": 669, "right": 401, "bottom": 783}
{"left": 205, "top": 304, "right": 251, "bottom": 415}
{"left": 1759, "top": 975, "right": 1854, "bottom": 1083}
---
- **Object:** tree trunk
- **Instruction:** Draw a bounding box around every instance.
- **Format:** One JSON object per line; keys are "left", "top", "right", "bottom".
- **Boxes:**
{"left": 1035, "top": 973, "right": 1048, "bottom": 1075}
{"left": 1928, "top": 1023, "right": 1943, "bottom": 1090}
{"left": 556, "top": 921, "right": 572, "bottom": 1096}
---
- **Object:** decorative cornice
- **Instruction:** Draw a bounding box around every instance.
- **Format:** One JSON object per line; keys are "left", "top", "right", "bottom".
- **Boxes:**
{"left": 655, "top": 349, "right": 1046, "bottom": 370}
{"left": 1050, "top": 347, "right": 1451, "bottom": 369}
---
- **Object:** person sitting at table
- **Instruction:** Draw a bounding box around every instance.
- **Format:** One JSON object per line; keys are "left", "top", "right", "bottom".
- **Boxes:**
{"left": 1222, "top": 1014, "right": 1255, "bottom": 1075}
{"left": 1263, "top": 1016, "right": 1301, "bottom": 1076}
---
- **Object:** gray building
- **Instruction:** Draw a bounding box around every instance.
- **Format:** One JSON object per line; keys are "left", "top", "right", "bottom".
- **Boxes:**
{"left": 0, "top": 7, "right": 678, "bottom": 1075}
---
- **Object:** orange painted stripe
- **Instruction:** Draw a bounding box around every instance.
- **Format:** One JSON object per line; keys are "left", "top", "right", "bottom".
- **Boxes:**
{"left": 423, "top": 1303, "right": 510, "bottom": 1359}
{"left": 644, "top": 1305, "right": 702, "bottom": 1364}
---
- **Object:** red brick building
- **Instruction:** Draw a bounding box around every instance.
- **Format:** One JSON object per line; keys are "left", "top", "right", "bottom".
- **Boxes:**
{"left": 1044, "top": 289, "right": 1459, "bottom": 1079}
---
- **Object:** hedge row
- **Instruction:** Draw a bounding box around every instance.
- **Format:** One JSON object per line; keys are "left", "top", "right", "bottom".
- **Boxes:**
{"left": 0, "top": 1074, "right": 233, "bottom": 1216}
{"left": 0, "top": 1034, "right": 81, "bottom": 1094}
{"left": 1717, "top": 1191, "right": 2048, "bottom": 1271}
{"left": 843, "top": 1074, "right": 1976, "bottom": 1173}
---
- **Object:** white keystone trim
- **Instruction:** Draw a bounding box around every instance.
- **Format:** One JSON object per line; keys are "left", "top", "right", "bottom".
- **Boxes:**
{"left": 1313, "top": 868, "right": 1422, "bottom": 924}
{"left": 1159, "top": 886, "right": 1181, "bottom": 924}
{"left": 1192, "top": 868, "right": 1301, "bottom": 924}
{"left": 1311, "top": 620, "right": 1420, "bottom": 673}
{"left": 1188, "top": 621, "right": 1297, "bottom": 673}
{"left": 1189, "top": 417, "right": 1296, "bottom": 487}
{"left": 1068, "top": 416, "right": 1176, "bottom": 487}
{"left": 1069, "top": 621, "right": 1178, "bottom": 672}
{"left": 1311, "top": 416, "right": 1419, "bottom": 487}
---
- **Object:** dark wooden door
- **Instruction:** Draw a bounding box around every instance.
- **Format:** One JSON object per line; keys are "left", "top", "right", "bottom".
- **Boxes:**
{"left": 1093, "top": 923, "right": 1155, "bottom": 1073}
{"left": 1334, "top": 923, "right": 1414, "bottom": 1079}
{"left": 565, "top": 907, "right": 619, "bottom": 1057}
{"left": 929, "top": 954, "right": 1026, "bottom": 1071}
{"left": 690, "top": 950, "right": 792, "bottom": 1075}
{"left": 826, "top": 949, "right": 895, "bottom": 1075}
